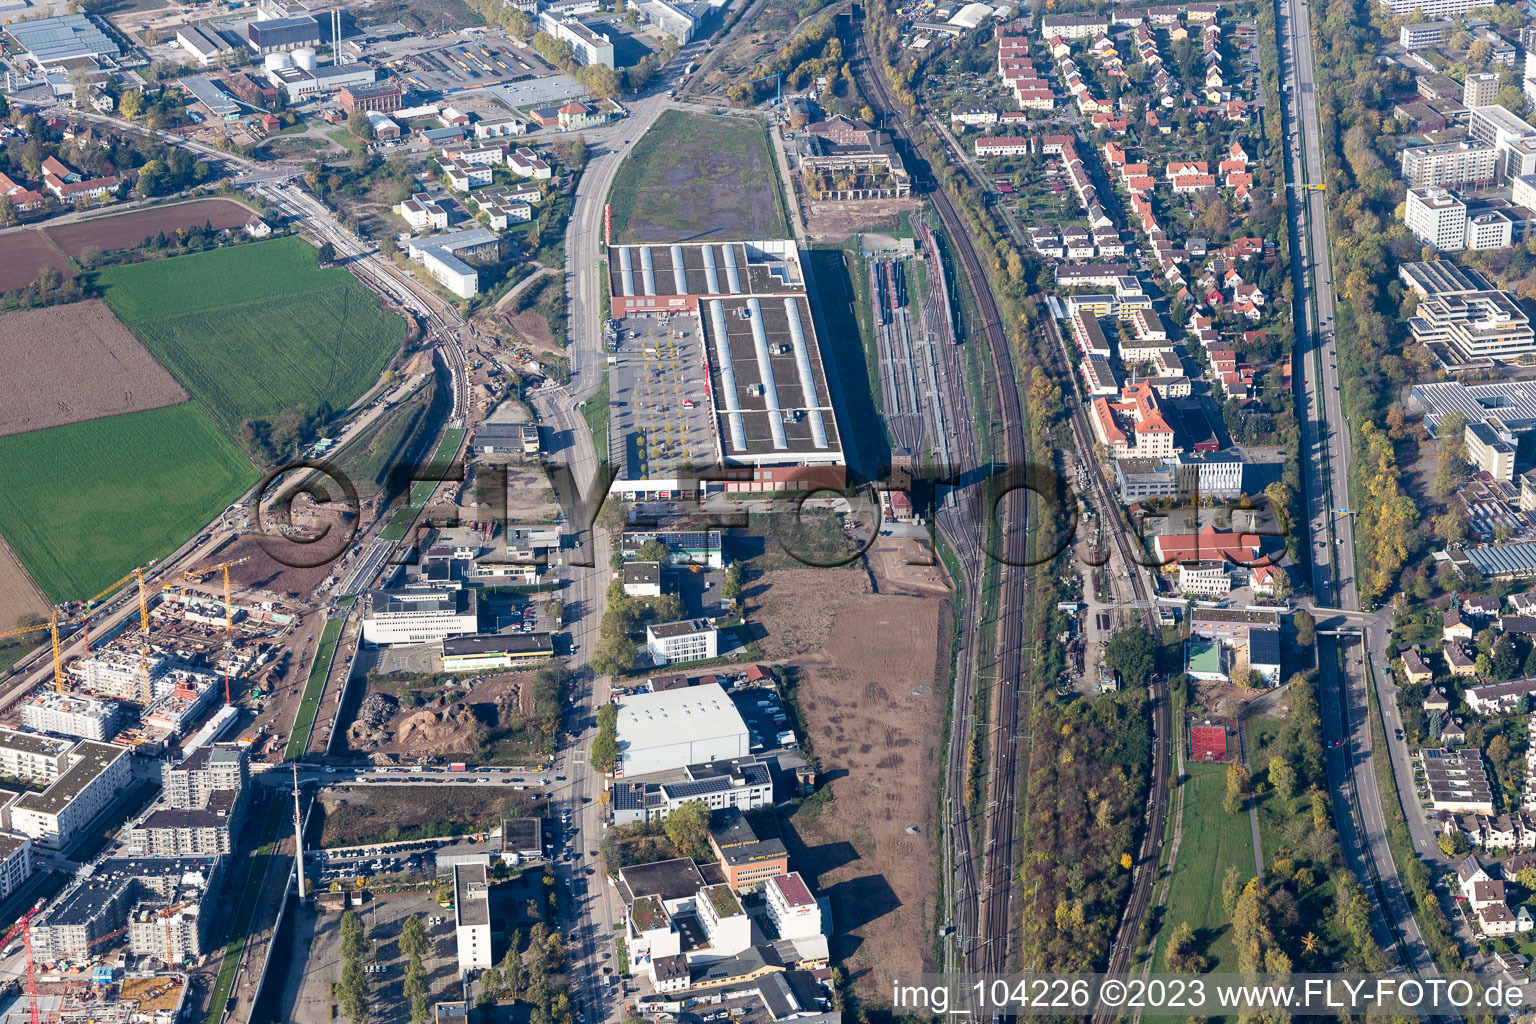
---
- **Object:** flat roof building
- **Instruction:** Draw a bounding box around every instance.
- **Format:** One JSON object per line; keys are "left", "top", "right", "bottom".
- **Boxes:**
{"left": 33, "top": 855, "right": 220, "bottom": 960}
{"left": 646, "top": 618, "right": 720, "bottom": 666}
{"left": 708, "top": 807, "right": 788, "bottom": 892}
{"left": 606, "top": 241, "right": 844, "bottom": 474}
{"left": 163, "top": 743, "right": 248, "bottom": 809}
{"left": 1419, "top": 747, "right": 1495, "bottom": 812}
{"left": 1405, "top": 186, "right": 1468, "bottom": 251}
{"left": 615, "top": 683, "right": 750, "bottom": 777}
{"left": 1410, "top": 289, "right": 1535, "bottom": 363}
{"left": 0, "top": 729, "right": 72, "bottom": 786}
{"left": 1400, "top": 141, "right": 1492, "bottom": 191}
{"left": 406, "top": 227, "right": 502, "bottom": 300}
{"left": 267, "top": 61, "right": 377, "bottom": 102}
{"left": 7, "top": 15, "right": 119, "bottom": 67}
{"left": 1400, "top": 260, "right": 1489, "bottom": 298}
{"left": 21, "top": 691, "right": 121, "bottom": 742}
{"left": 440, "top": 633, "right": 554, "bottom": 672}
{"left": 11, "top": 740, "right": 131, "bottom": 850}
{"left": 537, "top": 12, "right": 614, "bottom": 67}
{"left": 363, "top": 588, "right": 478, "bottom": 646}
{"left": 246, "top": 14, "right": 320, "bottom": 52}
{"left": 611, "top": 757, "right": 774, "bottom": 825}
{"left": 621, "top": 529, "right": 725, "bottom": 567}
{"left": 453, "top": 862, "right": 492, "bottom": 973}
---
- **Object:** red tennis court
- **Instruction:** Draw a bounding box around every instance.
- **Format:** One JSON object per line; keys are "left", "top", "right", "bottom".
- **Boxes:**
{"left": 1191, "top": 725, "right": 1228, "bottom": 762}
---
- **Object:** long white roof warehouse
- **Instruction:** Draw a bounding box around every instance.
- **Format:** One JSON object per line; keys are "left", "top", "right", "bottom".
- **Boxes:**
{"left": 607, "top": 240, "right": 844, "bottom": 468}
{"left": 614, "top": 682, "right": 750, "bottom": 777}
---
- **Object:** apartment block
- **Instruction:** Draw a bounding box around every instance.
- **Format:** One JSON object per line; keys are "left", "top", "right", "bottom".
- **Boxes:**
{"left": 1404, "top": 186, "right": 1468, "bottom": 251}
{"left": 1401, "top": 142, "right": 1499, "bottom": 189}
{"left": 11, "top": 741, "right": 131, "bottom": 850}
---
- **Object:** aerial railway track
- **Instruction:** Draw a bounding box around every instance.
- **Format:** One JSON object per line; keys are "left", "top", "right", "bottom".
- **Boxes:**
{"left": 851, "top": 5, "right": 1028, "bottom": 978}
{"left": 854, "top": 3, "right": 1172, "bottom": 992}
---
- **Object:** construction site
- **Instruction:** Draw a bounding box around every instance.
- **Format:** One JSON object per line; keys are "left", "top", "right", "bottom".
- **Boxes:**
{"left": 0, "top": 971, "right": 189, "bottom": 1024}
{"left": 0, "top": 560, "right": 298, "bottom": 754}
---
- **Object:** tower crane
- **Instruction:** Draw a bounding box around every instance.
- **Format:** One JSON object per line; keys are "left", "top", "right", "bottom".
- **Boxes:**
{"left": 0, "top": 899, "right": 47, "bottom": 1024}
{"left": 137, "top": 646, "right": 154, "bottom": 707}
{"left": 164, "top": 559, "right": 250, "bottom": 636}
{"left": 745, "top": 71, "right": 783, "bottom": 106}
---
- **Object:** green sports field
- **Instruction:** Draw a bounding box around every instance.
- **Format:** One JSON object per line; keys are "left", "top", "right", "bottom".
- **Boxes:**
{"left": 0, "top": 404, "right": 260, "bottom": 602}
{"left": 96, "top": 237, "right": 406, "bottom": 435}
{"left": 1152, "top": 762, "right": 1258, "bottom": 977}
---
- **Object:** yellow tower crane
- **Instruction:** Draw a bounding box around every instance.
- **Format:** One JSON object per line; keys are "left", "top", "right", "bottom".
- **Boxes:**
{"left": 166, "top": 559, "right": 250, "bottom": 636}
{"left": 51, "top": 612, "right": 64, "bottom": 694}
{"left": 137, "top": 646, "right": 154, "bottom": 706}
{"left": 137, "top": 567, "right": 149, "bottom": 636}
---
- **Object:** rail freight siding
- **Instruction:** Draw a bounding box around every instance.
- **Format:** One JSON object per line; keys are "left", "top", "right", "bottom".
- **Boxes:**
{"left": 872, "top": 263, "right": 891, "bottom": 326}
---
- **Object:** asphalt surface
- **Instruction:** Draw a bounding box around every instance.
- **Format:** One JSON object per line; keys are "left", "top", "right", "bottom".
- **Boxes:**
{"left": 1277, "top": 0, "right": 1439, "bottom": 974}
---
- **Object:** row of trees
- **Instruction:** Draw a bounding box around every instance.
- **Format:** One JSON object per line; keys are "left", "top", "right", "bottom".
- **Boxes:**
{"left": 337, "top": 910, "right": 372, "bottom": 1024}
{"left": 399, "top": 915, "right": 434, "bottom": 1024}
{"left": 1163, "top": 671, "right": 1393, "bottom": 980}
{"left": 1306, "top": 0, "right": 1431, "bottom": 607}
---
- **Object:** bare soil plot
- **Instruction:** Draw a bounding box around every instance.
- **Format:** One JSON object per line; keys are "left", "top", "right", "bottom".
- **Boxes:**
{"left": 0, "top": 230, "right": 74, "bottom": 293}
{"left": 221, "top": 527, "right": 352, "bottom": 599}
{"left": 762, "top": 567, "right": 948, "bottom": 999}
{"left": 803, "top": 198, "right": 923, "bottom": 244}
{"left": 347, "top": 670, "right": 539, "bottom": 759}
{"left": 45, "top": 198, "right": 256, "bottom": 256}
{"left": 0, "top": 300, "right": 188, "bottom": 437}
{"left": 866, "top": 537, "right": 952, "bottom": 597}
{"left": 0, "top": 540, "right": 49, "bottom": 633}
{"left": 317, "top": 783, "right": 541, "bottom": 847}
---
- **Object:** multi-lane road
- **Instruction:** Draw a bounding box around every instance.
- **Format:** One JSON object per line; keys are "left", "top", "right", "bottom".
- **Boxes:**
{"left": 1276, "top": 0, "right": 1441, "bottom": 974}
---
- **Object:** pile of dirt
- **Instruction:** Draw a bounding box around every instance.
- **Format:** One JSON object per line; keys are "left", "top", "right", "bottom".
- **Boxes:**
{"left": 395, "top": 704, "right": 479, "bottom": 752}
{"left": 347, "top": 693, "right": 399, "bottom": 749}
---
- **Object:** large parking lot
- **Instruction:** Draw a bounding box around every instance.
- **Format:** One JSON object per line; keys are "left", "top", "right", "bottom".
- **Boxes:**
{"left": 375, "top": 32, "right": 559, "bottom": 93}
{"left": 279, "top": 890, "right": 464, "bottom": 1024}
{"left": 608, "top": 312, "right": 717, "bottom": 478}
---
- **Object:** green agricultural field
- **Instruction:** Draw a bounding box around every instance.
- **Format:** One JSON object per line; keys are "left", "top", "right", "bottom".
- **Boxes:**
{"left": 607, "top": 110, "right": 789, "bottom": 243}
{"left": 0, "top": 404, "right": 259, "bottom": 602}
{"left": 96, "top": 237, "right": 406, "bottom": 436}
{"left": 1153, "top": 762, "right": 1259, "bottom": 976}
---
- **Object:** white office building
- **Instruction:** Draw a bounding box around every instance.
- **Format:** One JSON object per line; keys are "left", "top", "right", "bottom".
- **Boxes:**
{"left": 1469, "top": 105, "right": 1536, "bottom": 176}
{"left": 453, "top": 863, "right": 493, "bottom": 973}
{"left": 765, "top": 872, "right": 823, "bottom": 941}
{"left": 361, "top": 588, "right": 478, "bottom": 646}
{"left": 645, "top": 619, "right": 719, "bottom": 665}
{"left": 614, "top": 683, "right": 750, "bottom": 777}
{"left": 1411, "top": 289, "right": 1536, "bottom": 362}
{"left": 1515, "top": 173, "right": 1536, "bottom": 211}
{"left": 1178, "top": 560, "right": 1234, "bottom": 597}
{"left": 405, "top": 227, "right": 502, "bottom": 300}
{"left": 1401, "top": 142, "right": 1500, "bottom": 189}
{"left": 640, "top": 0, "right": 697, "bottom": 42}
{"left": 1466, "top": 209, "right": 1514, "bottom": 251}
{"left": 1466, "top": 73, "right": 1502, "bottom": 109}
{"left": 1400, "top": 20, "right": 1451, "bottom": 48}
{"left": 695, "top": 883, "right": 752, "bottom": 955}
{"left": 537, "top": 12, "right": 615, "bottom": 68}
{"left": 1378, "top": 0, "right": 1490, "bottom": 18}
{"left": 1404, "top": 186, "right": 1468, "bottom": 251}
